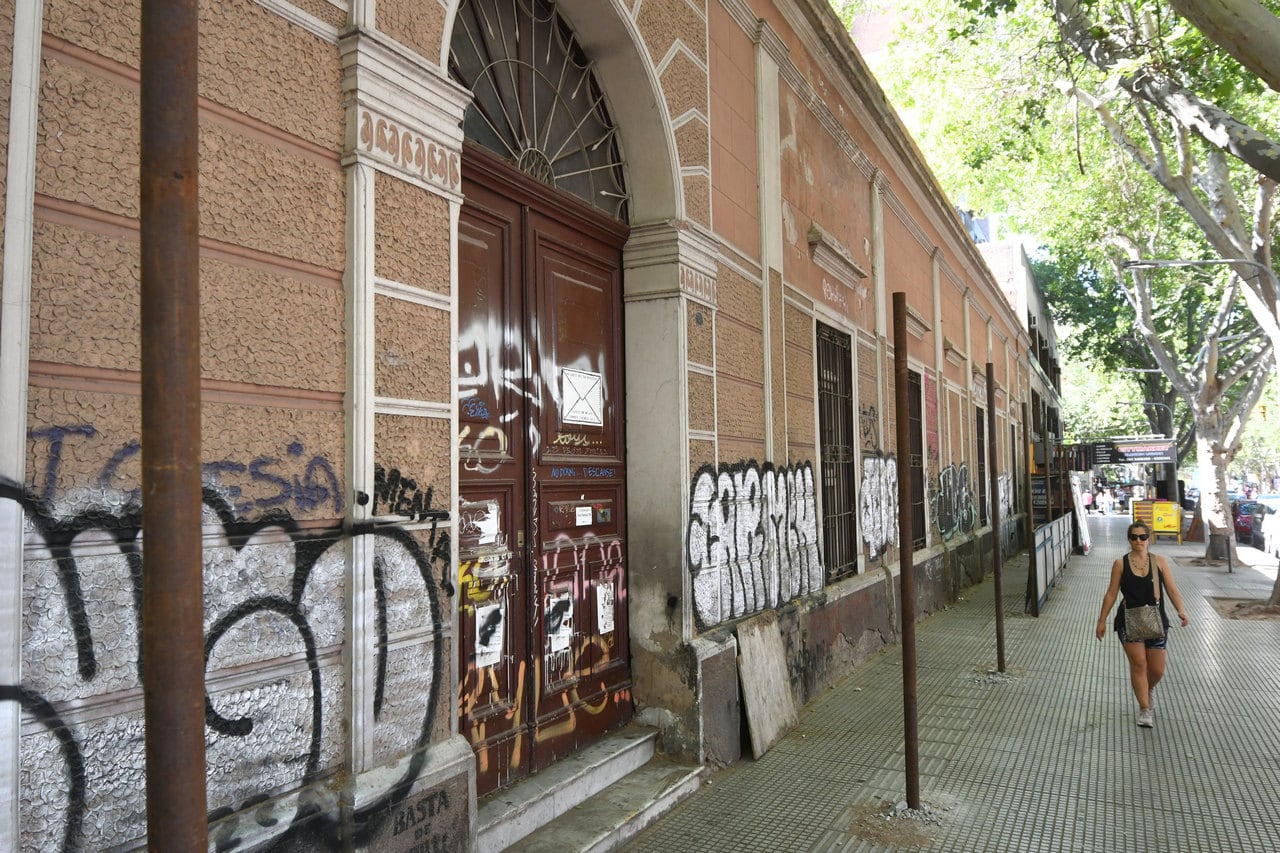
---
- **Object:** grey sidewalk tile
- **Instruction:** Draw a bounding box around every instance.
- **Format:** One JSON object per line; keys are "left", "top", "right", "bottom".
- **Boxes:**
{"left": 623, "top": 516, "right": 1280, "bottom": 853}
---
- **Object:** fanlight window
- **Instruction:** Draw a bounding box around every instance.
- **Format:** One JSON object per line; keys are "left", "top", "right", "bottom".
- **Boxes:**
{"left": 449, "top": 0, "right": 629, "bottom": 220}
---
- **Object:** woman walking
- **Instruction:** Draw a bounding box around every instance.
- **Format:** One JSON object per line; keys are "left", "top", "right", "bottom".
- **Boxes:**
{"left": 1095, "top": 521, "right": 1189, "bottom": 727}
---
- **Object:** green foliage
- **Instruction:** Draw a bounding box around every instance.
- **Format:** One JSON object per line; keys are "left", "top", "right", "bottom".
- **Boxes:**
{"left": 1058, "top": 353, "right": 1151, "bottom": 442}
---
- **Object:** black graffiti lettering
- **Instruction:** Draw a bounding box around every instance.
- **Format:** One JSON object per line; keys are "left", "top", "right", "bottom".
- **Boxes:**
{"left": 934, "top": 464, "right": 976, "bottom": 541}
{"left": 1, "top": 474, "right": 449, "bottom": 851}
{"left": 373, "top": 464, "right": 446, "bottom": 522}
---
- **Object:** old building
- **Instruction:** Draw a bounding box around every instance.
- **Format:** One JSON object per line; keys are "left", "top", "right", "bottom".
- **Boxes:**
{"left": 0, "top": 0, "right": 1044, "bottom": 849}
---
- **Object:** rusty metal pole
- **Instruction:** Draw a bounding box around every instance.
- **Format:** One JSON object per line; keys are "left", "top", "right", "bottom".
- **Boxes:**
{"left": 1023, "top": 401, "right": 1037, "bottom": 617}
{"left": 987, "top": 364, "right": 1006, "bottom": 672}
{"left": 140, "top": 0, "right": 208, "bottom": 847}
{"left": 893, "top": 293, "right": 920, "bottom": 809}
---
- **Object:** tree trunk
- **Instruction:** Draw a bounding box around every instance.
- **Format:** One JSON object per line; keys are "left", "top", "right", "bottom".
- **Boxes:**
{"left": 1196, "top": 434, "right": 1237, "bottom": 563}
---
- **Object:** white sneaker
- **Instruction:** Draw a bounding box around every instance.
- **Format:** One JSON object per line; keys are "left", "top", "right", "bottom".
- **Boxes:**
{"left": 1137, "top": 708, "right": 1154, "bottom": 728}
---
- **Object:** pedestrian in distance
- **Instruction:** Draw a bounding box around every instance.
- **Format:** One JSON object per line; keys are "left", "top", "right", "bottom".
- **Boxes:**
{"left": 1094, "top": 521, "right": 1189, "bottom": 728}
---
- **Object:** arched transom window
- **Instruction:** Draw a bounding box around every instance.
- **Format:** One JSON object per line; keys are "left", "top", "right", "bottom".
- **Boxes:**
{"left": 449, "top": 0, "right": 629, "bottom": 220}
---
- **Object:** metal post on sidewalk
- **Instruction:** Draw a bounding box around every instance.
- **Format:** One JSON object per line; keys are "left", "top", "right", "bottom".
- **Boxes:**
{"left": 1022, "top": 401, "right": 1036, "bottom": 616}
{"left": 893, "top": 293, "right": 921, "bottom": 809}
{"left": 140, "top": 0, "right": 208, "bottom": 847}
{"left": 987, "top": 363, "right": 1006, "bottom": 672}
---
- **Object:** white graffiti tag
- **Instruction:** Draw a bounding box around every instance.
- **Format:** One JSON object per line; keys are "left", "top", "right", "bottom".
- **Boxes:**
{"left": 686, "top": 461, "right": 822, "bottom": 629}
{"left": 860, "top": 452, "right": 898, "bottom": 559}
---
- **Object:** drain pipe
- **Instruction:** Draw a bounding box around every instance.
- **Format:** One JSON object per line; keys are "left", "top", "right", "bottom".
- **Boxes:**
{"left": 140, "top": 0, "right": 208, "bottom": 847}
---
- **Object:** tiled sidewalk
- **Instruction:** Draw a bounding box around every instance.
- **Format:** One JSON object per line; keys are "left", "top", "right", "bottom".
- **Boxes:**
{"left": 624, "top": 516, "right": 1280, "bottom": 852}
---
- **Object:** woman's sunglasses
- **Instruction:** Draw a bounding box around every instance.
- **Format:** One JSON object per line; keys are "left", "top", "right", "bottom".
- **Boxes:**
{"left": 1128, "top": 533, "right": 1149, "bottom": 541}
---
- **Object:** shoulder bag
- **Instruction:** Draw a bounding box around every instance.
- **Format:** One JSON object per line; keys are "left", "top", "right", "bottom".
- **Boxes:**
{"left": 1124, "top": 557, "right": 1164, "bottom": 641}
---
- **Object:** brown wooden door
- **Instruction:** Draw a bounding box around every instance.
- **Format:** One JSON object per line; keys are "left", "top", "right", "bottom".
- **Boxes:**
{"left": 457, "top": 152, "right": 631, "bottom": 796}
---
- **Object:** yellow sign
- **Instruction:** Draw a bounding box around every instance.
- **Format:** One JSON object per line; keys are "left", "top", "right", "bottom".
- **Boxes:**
{"left": 1132, "top": 499, "right": 1182, "bottom": 543}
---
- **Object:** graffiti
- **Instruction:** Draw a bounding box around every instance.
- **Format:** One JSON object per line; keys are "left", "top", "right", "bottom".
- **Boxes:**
{"left": 686, "top": 460, "right": 822, "bottom": 629}
{"left": 460, "top": 395, "right": 490, "bottom": 420}
{"left": 28, "top": 425, "right": 343, "bottom": 517}
{"left": 458, "top": 424, "right": 508, "bottom": 474}
{"left": 550, "top": 431, "right": 601, "bottom": 448}
{"left": 924, "top": 374, "right": 939, "bottom": 462}
{"left": 0, "top": 475, "right": 450, "bottom": 851}
{"left": 373, "top": 464, "right": 436, "bottom": 520}
{"left": 998, "top": 472, "right": 1014, "bottom": 522}
{"left": 934, "top": 464, "right": 976, "bottom": 541}
{"left": 860, "top": 451, "right": 898, "bottom": 559}
{"left": 858, "top": 405, "right": 879, "bottom": 450}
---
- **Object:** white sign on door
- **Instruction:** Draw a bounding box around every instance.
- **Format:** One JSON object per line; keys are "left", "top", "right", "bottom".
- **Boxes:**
{"left": 562, "top": 368, "right": 603, "bottom": 426}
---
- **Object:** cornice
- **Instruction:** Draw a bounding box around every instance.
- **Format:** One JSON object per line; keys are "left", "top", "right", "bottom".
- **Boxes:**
{"left": 340, "top": 29, "right": 473, "bottom": 196}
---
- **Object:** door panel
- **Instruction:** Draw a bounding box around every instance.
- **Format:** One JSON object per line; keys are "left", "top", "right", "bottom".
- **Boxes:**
{"left": 459, "top": 162, "right": 631, "bottom": 794}
{"left": 527, "top": 213, "right": 630, "bottom": 767}
{"left": 457, "top": 187, "right": 529, "bottom": 794}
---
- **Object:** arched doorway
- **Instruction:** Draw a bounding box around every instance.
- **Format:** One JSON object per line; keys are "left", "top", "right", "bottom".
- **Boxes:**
{"left": 450, "top": 0, "right": 634, "bottom": 796}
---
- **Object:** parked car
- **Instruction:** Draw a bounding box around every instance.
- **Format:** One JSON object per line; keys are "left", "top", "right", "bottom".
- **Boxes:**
{"left": 1250, "top": 495, "right": 1280, "bottom": 557}
{"left": 1232, "top": 500, "right": 1257, "bottom": 542}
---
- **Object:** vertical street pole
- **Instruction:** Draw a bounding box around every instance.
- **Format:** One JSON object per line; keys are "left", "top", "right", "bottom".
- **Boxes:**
{"left": 893, "top": 293, "right": 920, "bottom": 809}
{"left": 1023, "top": 401, "right": 1037, "bottom": 616}
{"left": 140, "top": 0, "right": 208, "bottom": 847}
{"left": 987, "top": 364, "right": 1006, "bottom": 672}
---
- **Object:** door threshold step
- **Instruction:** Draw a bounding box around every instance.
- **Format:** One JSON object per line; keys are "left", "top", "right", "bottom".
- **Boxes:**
{"left": 514, "top": 757, "right": 702, "bottom": 852}
{"left": 477, "top": 727, "right": 659, "bottom": 852}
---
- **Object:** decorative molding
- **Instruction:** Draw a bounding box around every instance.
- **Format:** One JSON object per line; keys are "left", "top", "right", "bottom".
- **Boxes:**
{"left": 807, "top": 221, "right": 868, "bottom": 286}
{"left": 719, "top": 0, "right": 757, "bottom": 35}
{"left": 341, "top": 30, "right": 472, "bottom": 197}
{"left": 904, "top": 305, "right": 930, "bottom": 340}
{"left": 754, "top": 20, "right": 790, "bottom": 65}
{"left": 373, "top": 397, "right": 452, "bottom": 419}
{"left": 943, "top": 336, "right": 967, "bottom": 367}
{"left": 254, "top": 0, "right": 340, "bottom": 44}
{"left": 374, "top": 277, "right": 452, "bottom": 311}
{"left": 624, "top": 220, "right": 720, "bottom": 304}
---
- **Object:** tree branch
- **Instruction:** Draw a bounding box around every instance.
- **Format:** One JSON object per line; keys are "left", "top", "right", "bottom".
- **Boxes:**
{"left": 1053, "top": 0, "right": 1280, "bottom": 183}
{"left": 1165, "top": 0, "right": 1280, "bottom": 94}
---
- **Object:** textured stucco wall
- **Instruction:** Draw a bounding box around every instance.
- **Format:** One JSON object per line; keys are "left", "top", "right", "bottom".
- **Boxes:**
{"left": 376, "top": 0, "right": 446, "bottom": 66}
{"left": 374, "top": 171, "right": 451, "bottom": 296}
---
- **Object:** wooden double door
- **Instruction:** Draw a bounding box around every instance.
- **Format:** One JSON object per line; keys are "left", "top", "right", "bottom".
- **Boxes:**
{"left": 456, "top": 150, "right": 632, "bottom": 796}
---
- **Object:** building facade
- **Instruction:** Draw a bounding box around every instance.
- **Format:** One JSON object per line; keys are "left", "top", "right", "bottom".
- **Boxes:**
{"left": 1, "top": 0, "right": 1038, "bottom": 848}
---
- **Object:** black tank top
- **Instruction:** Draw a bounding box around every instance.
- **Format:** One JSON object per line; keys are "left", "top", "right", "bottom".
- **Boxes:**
{"left": 1114, "top": 554, "right": 1169, "bottom": 630}
{"left": 1120, "top": 554, "right": 1161, "bottom": 607}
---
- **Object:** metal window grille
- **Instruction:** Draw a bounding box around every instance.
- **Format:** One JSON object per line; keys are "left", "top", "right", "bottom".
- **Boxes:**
{"left": 817, "top": 324, "right": 857, "bottom": 578}
{"left": 908, "top": 370, "right": 926, "bottom": 549}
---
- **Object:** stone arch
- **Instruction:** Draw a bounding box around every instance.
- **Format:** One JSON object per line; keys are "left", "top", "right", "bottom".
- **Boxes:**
{"left": 440, "top": 0, "right": 682, "bottom": 227}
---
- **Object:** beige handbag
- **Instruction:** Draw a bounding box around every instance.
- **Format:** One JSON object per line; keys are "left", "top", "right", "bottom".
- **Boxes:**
{"left": 1124, "top": 557, "right": 1164, "bottom": 640}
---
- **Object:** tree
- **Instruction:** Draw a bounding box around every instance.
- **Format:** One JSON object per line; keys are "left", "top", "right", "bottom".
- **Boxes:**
{"left": 840, "top": 0, "right": 1280, "bottom": 586}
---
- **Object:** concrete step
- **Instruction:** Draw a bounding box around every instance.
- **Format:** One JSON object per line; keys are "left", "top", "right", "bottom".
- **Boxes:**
{"left": 478, "top": 727, "right": 683, "bottom": 852}
{"left": 513, "top": 757, "right": 703, "bottom": 852}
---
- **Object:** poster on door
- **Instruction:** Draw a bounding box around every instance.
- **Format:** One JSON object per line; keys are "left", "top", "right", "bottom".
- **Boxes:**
{"left": 596, "top": 581, "right": 615, "bottom": 635}
{"left": 475, "top": 603, "right": 504, "bottom": 669}
{"left": 546, "top": 593, "right": 574, "bottom": 653}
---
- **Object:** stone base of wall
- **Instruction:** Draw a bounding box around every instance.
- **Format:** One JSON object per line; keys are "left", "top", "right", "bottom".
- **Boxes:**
{"left": 209, "top": 735, "right": 475, "bottom": 852}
